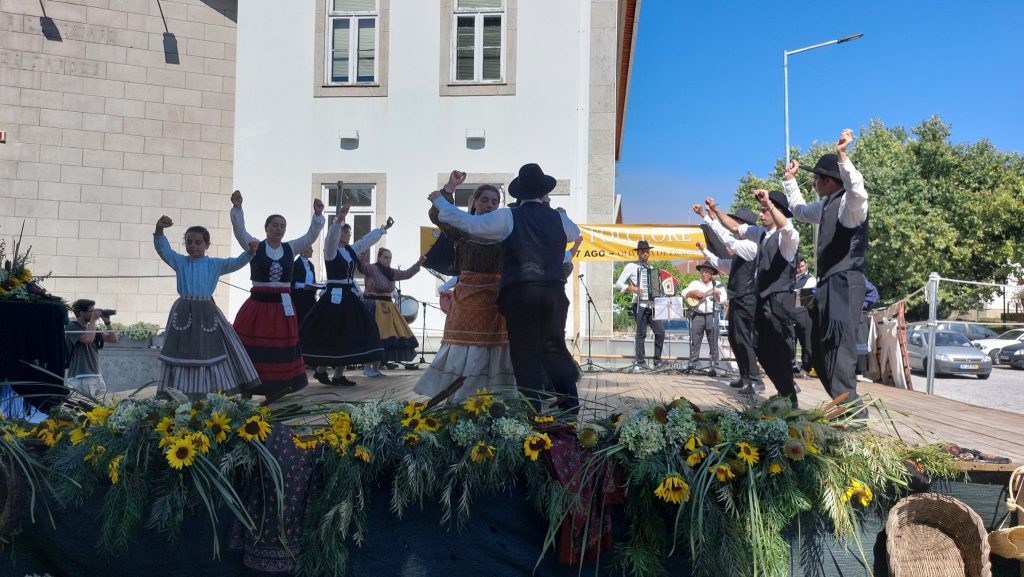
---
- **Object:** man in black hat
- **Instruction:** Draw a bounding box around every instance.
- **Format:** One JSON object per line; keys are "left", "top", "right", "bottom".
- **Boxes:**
{"left": 694, "top": 203, "right": 764, "bottom": 393}
{"left": 613, "top": 239, "right": 666, "bottom": 371}
{"left": 783, "top": 129, "right": 868, "bottom": 417}
{"left": 709, "top": 190, "right": 800, "bottom": 407}
{"left": 792, "top": 256, "right": 816, "bottom": 377}
{"left": 428, "top": 164, "right": 581, "bottom": 412}
{"left": 682, "top": 261, "right": 727, "bottom": 374}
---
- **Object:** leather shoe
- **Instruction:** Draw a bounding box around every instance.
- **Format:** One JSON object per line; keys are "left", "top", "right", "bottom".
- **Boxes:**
{"left": 728, "top": 378, "right": 743, "bottom": 389}
{"left": 330, "top": 375, "right": 357, "bottom": 386}
{"left": 707, "top": 369, "right": 717, "bottom": 377}
{"left": 314, "top": 371, "right": 331, "bottom": 385}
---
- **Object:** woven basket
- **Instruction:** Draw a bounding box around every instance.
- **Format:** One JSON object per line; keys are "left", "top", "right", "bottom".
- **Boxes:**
{"left": 987, "top": 466, "right": 1024, "bottom": 560}
{"left": 886, "top": 492, "right": 991, "bottom": 577}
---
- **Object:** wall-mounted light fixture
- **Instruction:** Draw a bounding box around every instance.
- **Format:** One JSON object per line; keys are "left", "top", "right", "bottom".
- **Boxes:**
{"left": 339, "top": 129, "right": 359, "bottom": 150}
{"left": 466, "top": 128, "right": 485, "bottom": 149}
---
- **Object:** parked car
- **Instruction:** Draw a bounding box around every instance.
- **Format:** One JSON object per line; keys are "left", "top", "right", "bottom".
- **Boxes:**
{"left": 970, "top": 328, "right": 1024, "bottom": 364}
{"left": 997, "top": 341, "right": 1024, "bottom": 369}
{"left": 906, "top": 329, "right": 992, "bottom": 379}
{"left": 906, "top": 321, "right": 1000, "bottom": 341}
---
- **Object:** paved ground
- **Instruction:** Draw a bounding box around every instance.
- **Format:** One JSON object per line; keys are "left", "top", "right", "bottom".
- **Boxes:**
{"left": 914, "top": 365, "right": 1024, "bottom": 415}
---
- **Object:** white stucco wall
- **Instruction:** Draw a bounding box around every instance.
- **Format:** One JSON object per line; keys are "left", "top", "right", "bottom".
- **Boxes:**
{"left": 231, "top": 0, "right": 595, "bottom": 339}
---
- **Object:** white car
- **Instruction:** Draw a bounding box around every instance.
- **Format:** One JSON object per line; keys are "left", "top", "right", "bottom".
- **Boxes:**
{"left": 971, "top": 328, "right": 1024, "bottom": 363}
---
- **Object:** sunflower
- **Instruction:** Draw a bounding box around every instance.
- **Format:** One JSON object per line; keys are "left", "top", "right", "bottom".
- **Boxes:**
{"left": 806, "top": 442, "right": 821, "bottom": 455}
{"left": 843, "top": 479, "right": 873, "bottom": 507}
{"left": 165, "top": 438, "right": 197, "bottom": 470}
{"left": 523, "top": 433, "right": 552, "bottom": 461}
{"left": 292, "top": 434, "right": 319, "bottom": 450}
{"left": 328, "top": 411, "right": 352, "bottom": 435}
{"left": 463, "top": 388, "right": 494, "bottom": 416}
{"left": 488, "top": 402, "right": 507, "bottom": 419}
{"left": 403, "top": 433, "right": 420, "bottom": 446}
{"left": 684, "top": 436, "right": 703, "bottom": 452}
{"left": 768, "top": 462, "right": 784, "bottom": 475}
{"left": 654, "top": 474, "right": 691, "bottom": 505}
{"left": 783, "top": 439, "right": 806, "bottom": 461}
{"left": 340, "top": 431, "right": 356, "bottom": 446}
{"left": 710, "top": 463, "right": 735, "bottom": 483}
{"left": 533, "top": 415, "right": 555, "bottom": 424}
{"left": 401, "top": 414, "right": 423, "bottom": 430}
{"left": 319, "top": 430, "right": 340, "bottom": 447}
{"left": 69, "top": 427, "right": 88, "bottom": 446}
{"left": 190, "top": 431, "right": 211, "bottom": 454}
{"left": 353, "top": 446, "right": 371, "bottom": 463}
{"left": 651, "top": 406, "right": 669, "bottom": 424}
{"left": 699, "top": 425, "right": 723, "bottom": 447}
{"left": 470, "top": 441, "right": 496, "bottom": 463}
{"left": 687, "top": 449, "right": 706, "bottom": 467}
{"left": 108, "top": 454, "right": 124, "bottom": 484}
{"left": 735, "top": 442, "right": 760, "bottom": 466}
{"left": 36, "top": 422, "right": 63, "bottom": 447}
{"left": 84, "top": 405, "right": 114, "bottom": 427}
{"left": 237, "top": 415, "right": 271, "bottom": 442}
{"left": 204, "top": 412, "right": 231, "bottom": 443}
{"left": 84, "top": 445, "right": 106, "bottom": 463}
{"left": 156, "top": 416, "right": 175, "bottom": 437}
{"left": 578, "top": 428, "right": 600, "bottom": 449}
{"left": 402, "top": 402, "right": 426, "bottom": 417}
{"left": 419, "top": 415, "right": 441, "bottom": 432}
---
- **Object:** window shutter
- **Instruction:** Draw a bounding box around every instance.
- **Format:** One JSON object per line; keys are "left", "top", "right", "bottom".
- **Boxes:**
{"left": 331, "top": 19, "right": 350, "bottom": 83}
{"left": 357, "top": 19, "right": 375, "bottom": 82}
{"left": 482, "top": 15, "right": 501, "bottom": 80}
{"left": 455, "top": 17, "right": 475, "bottom": 81}
{"left": 334, "top": 0, "right": 376, "bottom": 12}
{"left": 456, "top": 0, "right": 502, "bottom": 9}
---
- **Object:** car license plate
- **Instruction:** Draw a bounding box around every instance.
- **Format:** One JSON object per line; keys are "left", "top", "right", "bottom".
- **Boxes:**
{"left": 957, "top": 363, "right": 979, "bottom": 370}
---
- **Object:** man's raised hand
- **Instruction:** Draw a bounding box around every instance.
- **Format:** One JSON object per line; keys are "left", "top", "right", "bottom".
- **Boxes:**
{"left": 784, "top": 160, "right": 800, "bottom": 180}
{"left": 753, "top": 188, "right": 769, "bottom": 205}
{"left": 695, "top": 240, "right": 705, "bottom": 251}
{"left": 313, "top": 198, "right": 325, "bottom": 214}
{"left": 837, "top": 128, "right": 854, "bottom": 156}
{"left": 705, "top": 197, "right": 718, "bottom": 212}
{"left": 692, "top": 203, "right": 705, "bottom": 217}
{"left": 156, "top": 215, "right": 174, "bottom": 229}
{"left": 230, "top": 190, "right": 243, "bottom": 207}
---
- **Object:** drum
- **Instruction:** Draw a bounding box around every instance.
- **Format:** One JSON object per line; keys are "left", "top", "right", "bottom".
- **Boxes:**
{"left": 396, "top": 295, "right": 420, "bottom": 323}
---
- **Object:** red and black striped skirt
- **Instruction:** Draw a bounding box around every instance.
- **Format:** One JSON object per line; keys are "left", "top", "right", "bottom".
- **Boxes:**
{"left": 234, "top": 287, "right": 307, "bottom": 399}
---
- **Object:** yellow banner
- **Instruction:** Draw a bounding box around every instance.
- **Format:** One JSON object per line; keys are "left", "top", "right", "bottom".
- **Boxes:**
{"left": 420, "top": 226, "right": 443, "bottom": 255}
{"left": 575, "top": 224, "right": 704, "bottom": 262}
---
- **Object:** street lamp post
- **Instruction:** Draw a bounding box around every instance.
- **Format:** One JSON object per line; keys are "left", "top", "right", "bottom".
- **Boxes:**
{"left": 784, "top": 33, "right": 863, "bottom": 165}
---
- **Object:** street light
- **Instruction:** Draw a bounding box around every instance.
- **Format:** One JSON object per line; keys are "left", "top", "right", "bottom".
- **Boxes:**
{"left": 784, "top": 33, "right": 863, "bottom": 165}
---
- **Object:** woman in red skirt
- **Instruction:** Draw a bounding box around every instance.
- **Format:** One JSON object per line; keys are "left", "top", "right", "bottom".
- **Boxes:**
{"left": 230, "top": 190, "right": 325, "bottom": 402}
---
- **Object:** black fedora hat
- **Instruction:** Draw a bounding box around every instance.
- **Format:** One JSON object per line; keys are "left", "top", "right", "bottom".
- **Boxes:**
{"left": 767, "top": 190, "right": 793, "bottom": 218}
{"left": 508, "top": 163, "right": 558, "bottom": 200}
{"left": 801, "top": 153, "right": 842, "bottom": 180}
{"left": 727, "top": 207, "right": 758, "bottom": 226}
{"left": 695, "top": 260, "right": 719, "bottom": 275}
{"left": 634, "top": 240, "right": 654, "bottom": 251}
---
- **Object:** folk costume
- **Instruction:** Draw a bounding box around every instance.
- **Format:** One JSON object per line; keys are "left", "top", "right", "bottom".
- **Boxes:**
{"left": 414, "top": 189, "right": 514, "bottom": 401}
{"left": 230, "top": 206, "right": 325, "bottom": 401}
{"left": 785, "top": 153, "right": 868, "bottom": 415}
{"left": 682, "top": 262, "right": 727, "bottom": 371}
{"left": 613, "top": 240, "right": 666, "bottom": 369}
{"left": 290, "top": 254, "right": 317, "bottom": 329}
{"left": 432, "top": 164, "right": 581, "bottom": 411}
{"left": 361, "top": 257, "right": 422, "bottom": 364}
{"left": 299, "top": 222, "right": 387, "bottom": 369}
{"left": 792, "top": 267, "right": 816, "bottom": 374}
{"left": 153, "top": 234, "right": 259, "bottom": 395}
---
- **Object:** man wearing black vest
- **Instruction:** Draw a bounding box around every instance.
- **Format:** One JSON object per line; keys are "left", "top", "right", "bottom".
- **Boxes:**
{"left": 792, "top": 257, "right": 816, "bottom": 377}
{"left": 291, "top": 246, "right": 318, "bottom": 330}
{"left": 429, "top": 164, "right": 582, "bottom": 412}
{"left": 710, "top": 191, "right": 800, "bottom": 406}
{"left": 784, "top": 129, "right": 868, "bottom": 417}
{"left": 696, "top": 203, "right": 764, "bottom": 394}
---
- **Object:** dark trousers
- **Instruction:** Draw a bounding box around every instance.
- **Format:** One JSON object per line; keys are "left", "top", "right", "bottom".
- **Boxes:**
{"left": 793, "top": 306, "right": 813, "bottom": 371}
{"left": 810, "top": 272, "right": 866, "bottom": 418}
{"left": 500, "top": 284, "right": 580, "bottom": 411}
{"left": 688, "top": 312, "right": 719, "bottom": 364}
{"left": 755, "top": 292, "right": 798, "bottom": 406}
{"left": 727, "top": 294, "right": 759, "bottom": 385}
{"left": 634, "top": 304, "right": 665, "bottom": 364}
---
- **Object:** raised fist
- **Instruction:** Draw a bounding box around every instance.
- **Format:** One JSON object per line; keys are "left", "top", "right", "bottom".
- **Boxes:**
{"left": 784, "top": 160, "right": 800, "bottom": 180}
{"left": 313, "top": 198, "right": 324, "bottom": 214}
{"left": 705, "top": 197, "right": 718, "bottom": 212}
{"left": 230, "top": 190, "right": 243, "bottom": 207}
{"left": 695, "top": 241, "right": 705, "bottom": 251}
{"left": 247, "top": 239, "right": 259, "bottom": 255}
{"left": 837, "top": 128, "right": 854, "bottom": 155}
{"left": 428, "top": 190, "right": 443, "bottom": 202}
{"left": 385, "top": 216, "right": 395, "bottom": 230}
{"left": 691, "top": 204, "right": 705, "bottom": 217}
{"left": 156, "top": 215, "right": 174, "bottom": 229}
{"left": 446, "top": 170, "right": 467, "bottom": 191}
{"left": 753, "top": 189, "right": 769, "bottom": 205}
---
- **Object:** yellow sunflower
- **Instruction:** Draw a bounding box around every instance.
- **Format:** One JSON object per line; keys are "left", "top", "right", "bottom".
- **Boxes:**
{"left": 156, "top": 416, "right": 175, "bottom": 437}
{"left": 83, "top": 405, "right": 114, "bottom": 427}
{"left": 204, "top": 412, "right": 231, "bottom": 444}
{"left": 686, "top": 449, "right": 706, "bottom": 467}
{"left": 523, "top": 433, "right": 552, "bottom": 461}
{"left": 328, "top": 411, "right": 352, "bottom": 435}
{"left": 843, "top": 479, "right": 873, "bottom": 507}
{"left": 402, "top": 402, "right": 427, "bottom": 417}
{"left": 533, "top": 415, "right": 555, "bottom": 424}
{"left": 84, "top": 445, "right": 106, "bottom": 462}
{"left": 768, "top": 462, "right": 784, "bottom": 475}
{"left": 353, "top": 446, "right": 371, "bottom": 463}
{"left": 463, "top": 388, "right": 494, "bottom": 416}
{"left": 736, "top": 442, "right": 760, "bottom": 466}
{"left": 470, "top": 441, "right": 496, "bottom": 463}
{"left": 292, "top": 434, "right": 319, "bottom": 450}
{"left": 684, "top": 436, "right": 703, "bottom": 452}
{"left": 710, "top": 463, "right": 735, "bottom": 483}
{"left": 319, "top": 429, "right": 340, "bottom": 447}
{"left": 69, "top": 427, "right": 88, "bottom": 446}
{"left": 806, "top": 442, "right": 821, "bottom": 455}
{"left": 419, "top": 415, "right": 442, "bottom": 432}
{"left": 108, "top": 454, "right": 124, "bottom": 484}
{"left": 190, "top": 431, "right": 211, "bottom": 454}
{"left": 578, "top": 428, "right": 600, "bottom": 449}
{"left": 237, "top": 415, "right": 271, "bottom": 442}
{"left": 403, "top": 433, "right": 420, "bottom": 446}
{"left": 340, "top": 431, "right": 356, "bottom": 446}
{"left": 165, "top": 438, "right": 197, "bottom": 470}
{"left": 784, "top": 439, "right": 806, "bottom": 461}
{"left": 401, "top": 414, "right": 423, "bottom": 430}
{"left": 653, "top": 474, "right": 691, "bottom": 505}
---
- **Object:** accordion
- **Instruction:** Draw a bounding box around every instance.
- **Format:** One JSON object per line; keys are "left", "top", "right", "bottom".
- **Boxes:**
{"left": 637, "top": 265, "right": 667, "bottom": 301}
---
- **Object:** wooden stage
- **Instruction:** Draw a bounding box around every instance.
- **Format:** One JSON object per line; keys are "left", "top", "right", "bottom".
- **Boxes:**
{"left": 275, "top": 368, "right": 1024, "bottom": 470}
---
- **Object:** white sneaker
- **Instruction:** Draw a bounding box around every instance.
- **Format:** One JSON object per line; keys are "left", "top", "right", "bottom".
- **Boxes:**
{"left": 363, "top": 367, "right": 384, "bottom": 378}
{"left": 856, "top": 375, "right": 872, "bottom": 383}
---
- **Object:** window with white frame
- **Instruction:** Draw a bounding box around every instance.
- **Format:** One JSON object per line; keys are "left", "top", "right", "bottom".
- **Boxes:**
{"left": 322, "top": 183, "right": 376, "bottom": 275}
{"left": 326, "top": 0, "right": 378, "bottom": 85}
{"left": 451, "top": 0, "right": 505, "bottom": 83}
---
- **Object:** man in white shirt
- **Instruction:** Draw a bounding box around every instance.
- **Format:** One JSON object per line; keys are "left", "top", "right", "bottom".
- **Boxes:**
{"left": 682, "top": 262, "right": 727, "bottom": 375}
{"left": 614, "top": 240, "right": 666, "bottom": 370}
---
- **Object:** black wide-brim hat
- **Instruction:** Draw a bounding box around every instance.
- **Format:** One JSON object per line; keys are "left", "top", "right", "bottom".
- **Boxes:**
{"left": 768, "top": 190, "right": 793, "bottom": 218}
{"left": 696, "top": 261, "right": 719, "bottom": 275}
{"left": 508, "top": 163, "right": 558, "bottom": 200}
{"left": 801, "top": 153, "right": 842, "bottom": 180}
{"left": 634, "top": 240, "right": 654, "bottom": 251}
{"left": 727, "top": 207, "right": 758, "bottom": 226}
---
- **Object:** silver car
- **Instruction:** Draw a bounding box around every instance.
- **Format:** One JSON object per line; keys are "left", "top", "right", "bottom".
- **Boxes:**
{"left": 906, "top": 329, "right": 992, "bottom": 379}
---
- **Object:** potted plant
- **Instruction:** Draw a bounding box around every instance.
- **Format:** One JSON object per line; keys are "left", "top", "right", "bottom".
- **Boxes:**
{"left": 108, "top": 322, "right": 161, "bottom": 349}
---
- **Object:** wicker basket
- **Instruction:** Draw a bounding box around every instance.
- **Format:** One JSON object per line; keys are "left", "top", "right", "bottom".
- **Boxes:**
{"left": 886, "top": 492, "right": 991, "bottom": 577}
{"left": 988, "top": 465, "right": 1024, "bottom": 560}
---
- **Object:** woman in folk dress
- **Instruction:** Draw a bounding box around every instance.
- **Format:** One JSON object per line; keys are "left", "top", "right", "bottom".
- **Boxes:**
{"left": 360, "top": 246, "right": 425, "bottom": 377}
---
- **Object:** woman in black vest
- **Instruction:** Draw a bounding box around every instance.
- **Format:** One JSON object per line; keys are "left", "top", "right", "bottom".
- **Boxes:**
{"left": 229, "top": 190, "right": 325, "bottom": 403}
{"left": 300, "top": 203, "right": 389, "bottom": 386}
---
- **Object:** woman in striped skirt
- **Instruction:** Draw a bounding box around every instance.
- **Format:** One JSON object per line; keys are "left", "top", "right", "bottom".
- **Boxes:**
{"left": 230, "top": 190, "right": 325, "bottom": 402}
{"left": 152, "top": 215, "right": 260, "bottom": 396}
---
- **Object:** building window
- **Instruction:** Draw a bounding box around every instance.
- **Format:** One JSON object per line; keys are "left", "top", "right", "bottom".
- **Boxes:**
{"left": 326, "top": 0, "right": 378, "bottom": 85}
{"left": 324, "top": 182, "right": 376, "bottom": 241}
{"left": 451, "top": 0, "right": 505, "bottom": 83}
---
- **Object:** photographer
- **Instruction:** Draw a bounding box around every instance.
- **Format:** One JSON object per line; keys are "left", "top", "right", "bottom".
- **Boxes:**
{"left": 66, "top": 299, "right": 118, "bottom": 397}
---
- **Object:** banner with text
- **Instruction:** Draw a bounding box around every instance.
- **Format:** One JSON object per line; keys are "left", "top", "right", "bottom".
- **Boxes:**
{"left": 575, "top": 224, "right": 704, "bottom": 262}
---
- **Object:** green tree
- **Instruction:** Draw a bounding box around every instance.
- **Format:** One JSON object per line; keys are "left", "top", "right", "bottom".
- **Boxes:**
{"left": 730, "top": 117, "right": 1024, "bottom": 315}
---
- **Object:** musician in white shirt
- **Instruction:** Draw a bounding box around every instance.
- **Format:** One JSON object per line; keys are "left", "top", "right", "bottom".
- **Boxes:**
{"left": 682, "top": 262, "right": 728, "bottom": 375}
{"left": 614, "top": 240, "right": 665, "bottom": 370}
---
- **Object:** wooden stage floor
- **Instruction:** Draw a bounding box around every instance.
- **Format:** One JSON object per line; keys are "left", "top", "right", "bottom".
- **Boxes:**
{"left": 274, "top": 368, "right": 1024, "bottom": 470}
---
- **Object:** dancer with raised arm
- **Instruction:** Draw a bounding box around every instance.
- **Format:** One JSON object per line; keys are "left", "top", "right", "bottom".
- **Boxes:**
{"left": 361, "top": 246, "right": 425, "bottom": 377}
{"left": 153, "top": 216, "right": 260, "bottom": 396}
{"left": 229, "top": 190, "right": 325, "bottom": 402}
{"left": 301, "top": 198, "right": 390, "bottom": 386}
{"left": 414, "top": 171, "right": 515, "bottom": 401}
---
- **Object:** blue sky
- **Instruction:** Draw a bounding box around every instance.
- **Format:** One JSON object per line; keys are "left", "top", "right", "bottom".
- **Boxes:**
{"left": 615, "top": 1, "right": 1024, "bottom": 224}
